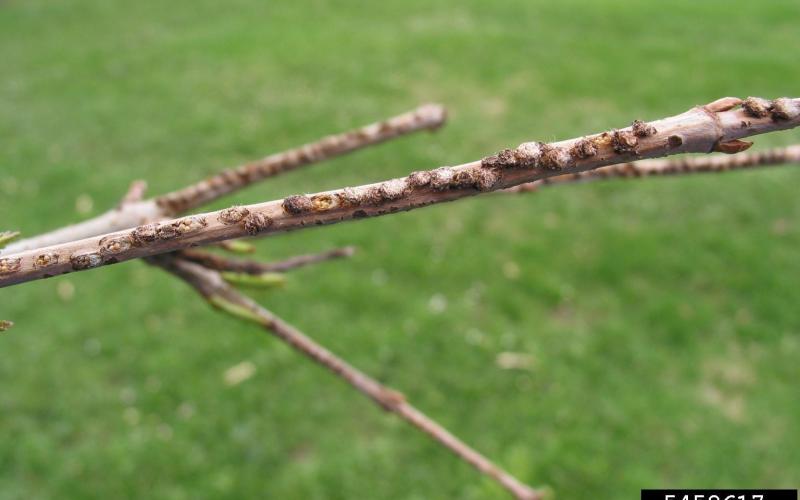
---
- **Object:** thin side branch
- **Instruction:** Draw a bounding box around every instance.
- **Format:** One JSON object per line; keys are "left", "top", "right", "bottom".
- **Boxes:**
{"left": 2, "top": 96, "right": 799, "bottom": 288}
{"left": 504, "top": 144, "right": 800, "bottom": 193}
{"left": 1, "top": 104, "right": 446, "bottom": 255}
{"left": 153, "top": 256, "right": 542, "bottom": 500}
{"left": 154, "top": 104, "right": 447, "bottom": 215}
{"left": 179, "top": 246, "right": 355, "bottom": 274}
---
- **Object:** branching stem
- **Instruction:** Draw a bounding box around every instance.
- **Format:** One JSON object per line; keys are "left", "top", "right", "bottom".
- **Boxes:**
{"left": 2, "top": 96, "right": 798, "bottom": 288}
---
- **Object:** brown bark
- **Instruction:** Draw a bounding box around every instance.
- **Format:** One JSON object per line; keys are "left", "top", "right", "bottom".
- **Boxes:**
{"left": 3, "top": 96, "right": 798, "bottom": 288}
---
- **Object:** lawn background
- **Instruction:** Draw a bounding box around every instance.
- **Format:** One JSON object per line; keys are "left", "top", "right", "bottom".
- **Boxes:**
{"left": 1, "top": 1, "right": 799, "bottom": 498}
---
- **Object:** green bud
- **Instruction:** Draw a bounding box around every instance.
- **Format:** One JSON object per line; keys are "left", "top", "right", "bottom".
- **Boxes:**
{"left": 221, "top": 272, "right": 286, "bottom": 289}
{"left": 208, "top": 296, "right": 265, "bottom": 324}
{"left": 220, "top": 240, "right": 256, "bottom": 254}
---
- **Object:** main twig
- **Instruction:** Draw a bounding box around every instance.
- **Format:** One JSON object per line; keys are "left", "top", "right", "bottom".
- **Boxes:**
{"left": 151, "top": 255, "right": 542, "bottom": 500}
{"left": 3, "top": 96, "right": 799, "bottom": 288}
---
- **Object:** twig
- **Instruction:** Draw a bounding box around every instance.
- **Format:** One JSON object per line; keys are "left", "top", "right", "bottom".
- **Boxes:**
{"left": 154, "top": 104, "right": 447, "bottom": 215}
{"left": 179, "top": 246, "right": 355, "bottom": 274}
{"left": 3, "top": 96, "right": 798, "bottom": 288}
{"left": 504, "top": 144, "right": 800, "bottom": 193}
{"left": 1, "top": 104, "right": 446, "bottom": 255}
{"left": 152, "top": 255, "right": 542, "bottom": 500}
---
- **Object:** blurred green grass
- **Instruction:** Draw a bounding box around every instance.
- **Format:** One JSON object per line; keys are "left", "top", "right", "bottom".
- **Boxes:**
{"left": 2, "top": 0, "right": 800, "bottom": 498}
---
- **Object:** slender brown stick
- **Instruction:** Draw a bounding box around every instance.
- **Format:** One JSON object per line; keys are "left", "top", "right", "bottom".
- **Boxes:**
{"left": 179, "top": 246, "right": 355, "bottom": 274}
{"left": 504, "top": 144, "right": 800, "bottom": 193}
{"left": 154, "top": 104, "right": 447, "bottom": 215}
{"left": 1, "top": 104, "right": 446, "bottom": 255}
{"left": 2, "top": 96, "right": 798, "bottom": 288}
{"left": 152, "top": 256, "right": 542, "bottom": 500}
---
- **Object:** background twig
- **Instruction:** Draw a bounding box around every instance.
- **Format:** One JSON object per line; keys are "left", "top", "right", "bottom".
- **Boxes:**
{"left": 152, "top": 255, "right": 542, "bottom": 500}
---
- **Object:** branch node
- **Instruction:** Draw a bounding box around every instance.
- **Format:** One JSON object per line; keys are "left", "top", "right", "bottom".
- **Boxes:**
{"left": 631, "top": 119, "right": 657, "bottom": 137}
{"left": 611, "top": 129, "right": 639, "bottom": 154}
{"left": 282, "top": 195, "right": 314, "bottom": 215}
{"left": 242, "top": 213, "right": 273, "bottom": 235}
{"left": 376, "top": 388, "right": 407, "bottom": 411}
{"left": 771, "top": 97, "right": 800, "bottom": 121}
{"left": 742, "top": 96, "right": 772, "bottom": 118}
{"left": 0, "top": 257, "right": 22, "bottom": 275}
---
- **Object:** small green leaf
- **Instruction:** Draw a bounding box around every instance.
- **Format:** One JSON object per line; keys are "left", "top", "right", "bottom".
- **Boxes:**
{"left": 221, "top": 272, "right": 286, "bottom": 289}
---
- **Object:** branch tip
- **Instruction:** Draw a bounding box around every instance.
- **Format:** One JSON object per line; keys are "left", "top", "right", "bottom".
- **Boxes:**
{"left": 417, "top": 102, "right": 448, "bottom": 131}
